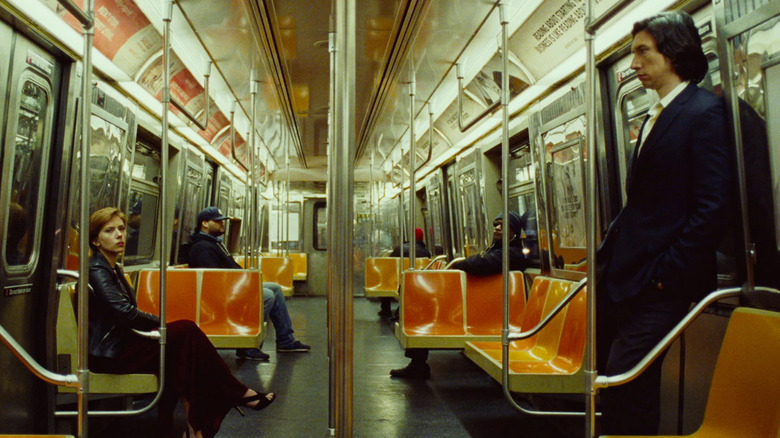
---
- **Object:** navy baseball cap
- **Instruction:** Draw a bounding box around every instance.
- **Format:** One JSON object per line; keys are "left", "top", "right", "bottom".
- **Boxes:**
{"left": 197, "top": 206, "right": 229, "bottom": 224}
{"left": 494, "top": 211, "right": 522, "bottom": 234}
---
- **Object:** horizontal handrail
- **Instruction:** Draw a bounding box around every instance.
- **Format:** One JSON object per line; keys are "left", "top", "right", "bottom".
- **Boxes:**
{"left": 594, "top": 286, "right": 772, "bottom": 389}
{"left": 506, "top": 277, "right": 587, "bottom": 343}
{"left": 57, "top": 0, "right": 93, "bottom": 27}
{"left": 444, "top": 257, "right": 465, "bottom": 269}
{"left": 0, "top": 323, "right": 79, "bottom": 388}
{"left": 423, "top": 255, "right": 448, "bottom": 270}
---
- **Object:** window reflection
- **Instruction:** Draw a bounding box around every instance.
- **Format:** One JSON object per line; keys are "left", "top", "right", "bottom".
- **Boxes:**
{"left": 124, "top": 141, "right": 160, "bottom": 263}
{"left": 5, "top": 78, "right": 49, "bottom": 269}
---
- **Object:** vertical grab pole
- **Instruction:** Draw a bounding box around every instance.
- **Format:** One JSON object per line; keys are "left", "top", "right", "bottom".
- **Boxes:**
{"left": 584, "top": 0, "right": 599, "bottom": 435}
{"left": 408, "top": 72, "right": 416, "bottom": 268}
{"left": 76, "top": 1, "right": 95, "bottom": 435}
{"left": 245, "top": 101, "right": 252, "bottom": 267}
{"left": 250, "top": 78, "right": 258, "bottom": 268}
{"left": 286, "top": 125, "right": 291, "bottom": 256}
{"left": 497, "top": 1, "right": 512, "bottom": 399}
{"left": 159, "top": 0, "right": 175, "bottom": 390}
{"left": 328, "top": 20, "right": 336, "bottom": 434}
{"left": 369, "top": 146, "right": 375, "bottom": 257}
{"left": 329, "top": 0, "right": 356, "bottom": 435}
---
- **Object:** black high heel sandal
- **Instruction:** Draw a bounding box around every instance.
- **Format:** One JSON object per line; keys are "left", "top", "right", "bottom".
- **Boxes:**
{"left": 233, "top": 392, "right": 276, "bottom": 416}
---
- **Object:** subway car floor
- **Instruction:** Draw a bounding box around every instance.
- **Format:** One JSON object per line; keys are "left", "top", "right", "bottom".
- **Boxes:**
{"left": 76, "top": 296, "right": 585, "bottom": 437}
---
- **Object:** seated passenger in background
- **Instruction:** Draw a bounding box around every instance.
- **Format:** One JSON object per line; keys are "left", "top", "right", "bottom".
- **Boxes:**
{"left": 378, "top": 227, "right": 431, "bottom": 318}
{"left": 187, "top": 206, "right": 311, "bottom": 361}
{"left": 390, "top": 212, "right": 527, "bottom": 379}
{"left": 87, "top": 207, "right": 274, "bottom": 438}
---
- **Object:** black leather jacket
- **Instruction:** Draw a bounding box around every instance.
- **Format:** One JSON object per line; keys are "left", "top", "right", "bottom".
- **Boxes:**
{"left": 88, "top": 252, "right": 159, "bottom": 358}
{"left": 449, "top": 238, "right": 527, "bottom": 275}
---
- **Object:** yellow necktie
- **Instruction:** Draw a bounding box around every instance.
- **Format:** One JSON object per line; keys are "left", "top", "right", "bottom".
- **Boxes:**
{"left": 638, "top": 101, "right": 664, "bottom": 154}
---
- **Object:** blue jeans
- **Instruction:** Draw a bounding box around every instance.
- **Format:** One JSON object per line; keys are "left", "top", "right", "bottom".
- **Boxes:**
{"left": 263, "top": 282, "right": 295, "bottom": 347}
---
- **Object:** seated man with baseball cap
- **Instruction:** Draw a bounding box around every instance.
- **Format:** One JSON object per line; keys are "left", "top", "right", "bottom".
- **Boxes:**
{"left": 187, "top": 206, "right": 310, "bottom": 360}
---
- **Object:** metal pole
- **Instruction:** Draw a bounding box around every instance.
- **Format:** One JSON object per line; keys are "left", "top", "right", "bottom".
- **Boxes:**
{"left": 327, "top": 19, "right": 336, "bottom": 434}
{"left": 497, "top": 1, "right": 512, "bottom": 413}
{"left": 329, "top": 0, "right": 355, "bottom": 435}
{"left": 286, "top": 125, "right": 291, "bottom": 256}
{"left": 76, "top": 2, "right": 94, "bottom": 434}
{"left": 408, "top": 74, "right": 416, "bottom": 267}
{"left": 584, "top": 0, "right": 599, "bottom": 435}
{"left": 370, "top": 146, "right": 375, "bottom": 257}
{"left": 722, "top": 42, "right": 755, "bottom": 289}
{"left": 251, "top": 78, "right": 259, "bottom": 268}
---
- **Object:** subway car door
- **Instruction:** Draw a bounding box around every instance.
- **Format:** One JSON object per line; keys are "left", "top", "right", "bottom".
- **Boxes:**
{"left": 0, "top": 24, "right": 66, "bottom": 432}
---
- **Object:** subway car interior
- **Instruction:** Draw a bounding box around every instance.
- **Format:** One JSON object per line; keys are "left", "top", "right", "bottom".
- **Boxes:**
{"left": 0, "top": 0, "right": 779, "bottom": 437}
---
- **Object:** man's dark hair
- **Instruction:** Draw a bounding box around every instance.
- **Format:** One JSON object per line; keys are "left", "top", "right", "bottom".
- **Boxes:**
{"left": 632, "top": 11, "right": 708, "bottom": 84}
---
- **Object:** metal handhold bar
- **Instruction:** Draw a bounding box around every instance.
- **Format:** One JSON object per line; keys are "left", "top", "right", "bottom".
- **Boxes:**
{"left": 0, "top": 323, "right": 79, "bottom": 388}
{"left": 595, "top": 287, "right": 751, "bottom": 389}
{"left": 456, "top": 62, "right": 501, "bottom": 133}
{"left": 169, "top": 60, "right": 212, "bottom": 131}
{"left": 505, "top": 277, "right": 587, "bottom": 343}
{"left": 229, "top": 101, "right": 249, "bottom": 172}
{"left": 57, "top": 0, "right": 93, "bottom": 27}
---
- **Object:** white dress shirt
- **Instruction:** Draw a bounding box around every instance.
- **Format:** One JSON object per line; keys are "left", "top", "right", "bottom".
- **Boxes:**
{"left": 638, "top": 81, "right": 690, "bottom": 154}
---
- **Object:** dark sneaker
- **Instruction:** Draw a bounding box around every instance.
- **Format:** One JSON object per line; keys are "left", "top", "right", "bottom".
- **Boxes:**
{"left": 236, "top": 348, "right": 270, "bottom": 361}
{"left": 277, "top": 340, "right": 311, "bottom": 353}
{"left": 389, "top": 363, "right": 430, "bottom": 379}
{"left": 377, "top": 308, "right": 393, "bottom": 318}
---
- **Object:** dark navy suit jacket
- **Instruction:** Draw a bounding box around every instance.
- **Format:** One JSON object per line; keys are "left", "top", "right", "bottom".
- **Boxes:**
{"left": 597, "top": 83, "right": 732, "bottom": 302}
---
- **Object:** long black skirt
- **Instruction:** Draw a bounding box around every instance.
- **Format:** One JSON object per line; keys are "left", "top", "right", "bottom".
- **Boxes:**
{"left": 90, "top": 320, "right": 248, "bottom": 437}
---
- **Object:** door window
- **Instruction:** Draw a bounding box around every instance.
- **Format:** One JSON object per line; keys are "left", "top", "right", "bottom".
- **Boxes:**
{"left": 4, "top": 76, "right": 52, "bottom": 272}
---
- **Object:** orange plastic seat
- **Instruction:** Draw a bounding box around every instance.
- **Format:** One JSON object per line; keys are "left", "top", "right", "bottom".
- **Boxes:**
{"left": 605, "top": 307, "right": 780, "bottom": 438}
{"left": 465, "top": 277, "right": 589, "bottom": 393}
{"left": 396, "top": 270, "right": 467, "bottom": 348}
{"left": 465, "top": 272, "right": 526, "bottom": 336}
{"left": 364, "top": 257, "right": 401, "bottom": 297}
{"left": 289, "top": 252, "right": 308, "bottom": 281}
{"left": 135, "top": 270, "right": 198, "bottom": 323}
{"left": 260, "top": 256, "right": 294, "bottom": 297}
{"left": 199, "top": 270, "right": 264, "bottom": 348}
{"left": 401, "top": 257, "right": 431, "bottom": 271}
{"left": 402, "top": 270, "right": 466, "bottom": 337}
{"left": 124, "top": 273, "right": 134, "bottom": 288}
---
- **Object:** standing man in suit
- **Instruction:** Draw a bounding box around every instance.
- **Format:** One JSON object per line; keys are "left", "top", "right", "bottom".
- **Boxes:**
{"left": 596, "top": 11, "right": 732, "bottom": 435}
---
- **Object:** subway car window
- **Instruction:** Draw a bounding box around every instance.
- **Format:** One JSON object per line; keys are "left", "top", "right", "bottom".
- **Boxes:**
{"left": 734, "top": 17, "right": 780, "bottom": 249}
{"left": 313, "top": 201, "right": 327, "bottom": 251}
{"left": 3, "top": 76, "right": 51, "bottom": 271}
{"left": 176, "top": 165, "right": 204, "bottom": 263}
{"left": 124, "top": 141, "right": 160, "bottom": 262}
{"left": 459, "top": 169, "right": 482, "bottom": 256}
{"left": 217, "top": 174, "right": 231, "bottom": 212}
{"left": 545, "top": 117, "right": 587, "bottom": 270}
{"left": 89, "top": 114, "right": 126, "bottom": 212}
{"left": 508, "top": 147, "right": 539, "bottom": 266}
{"left": 618, "top": 87, "right": 651, "bottom": 201}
